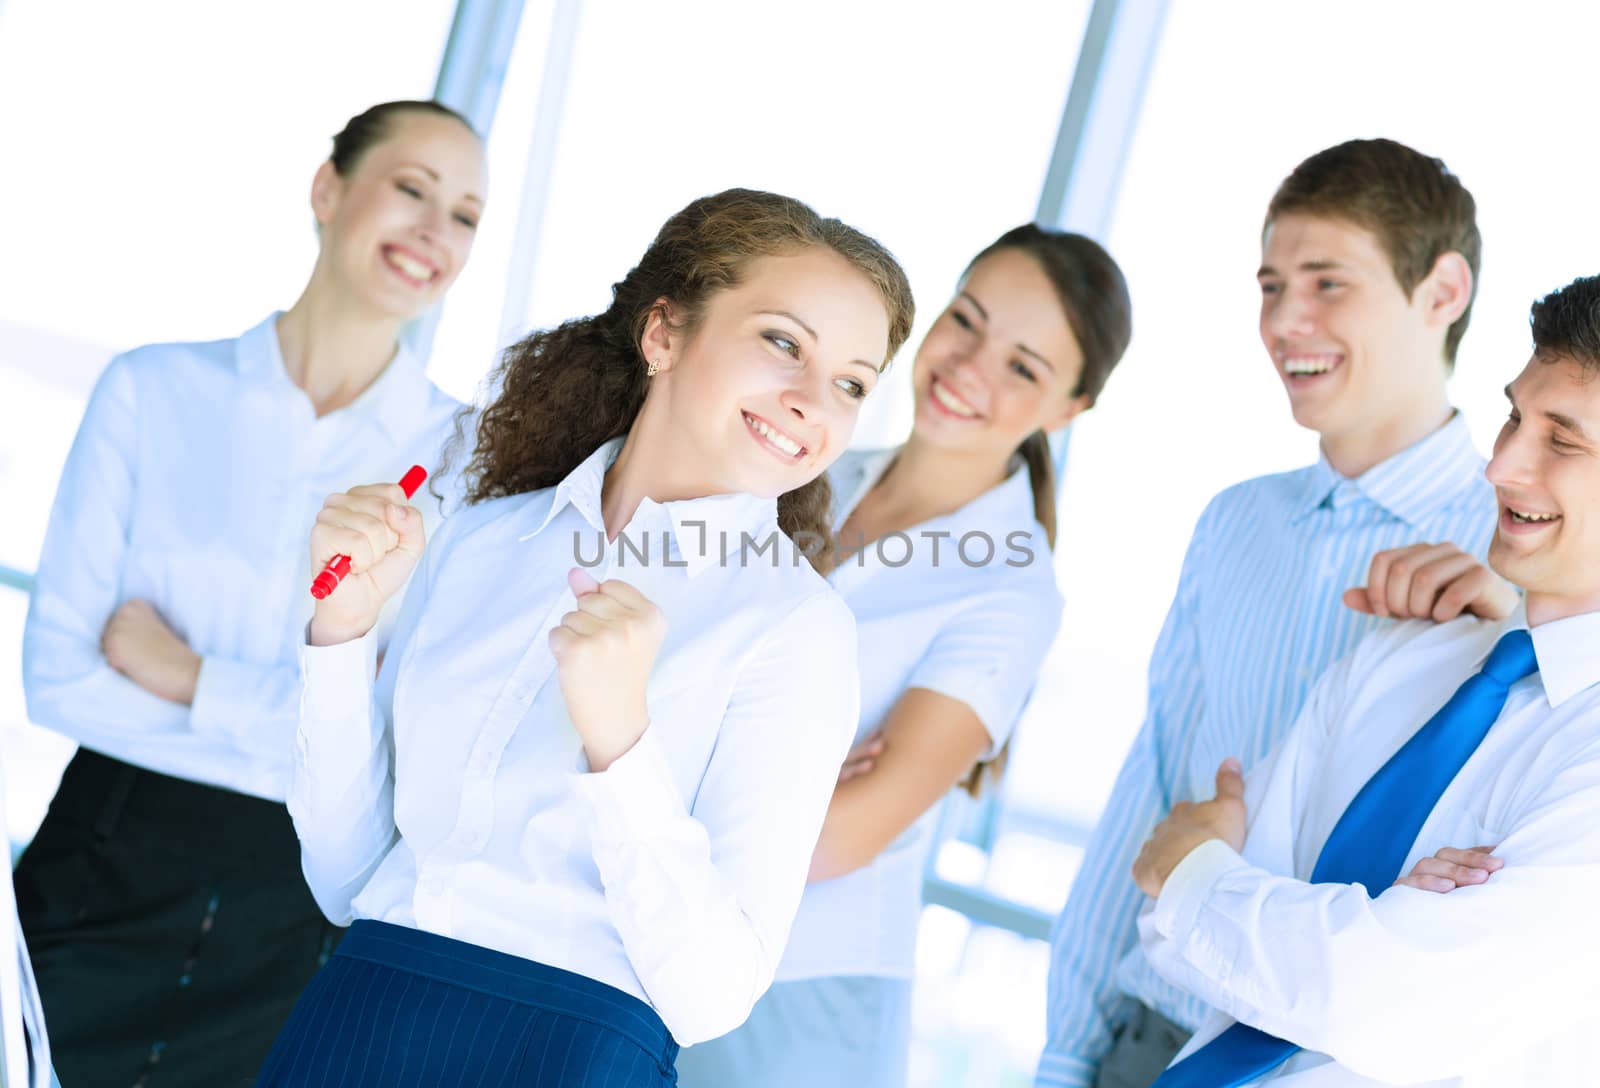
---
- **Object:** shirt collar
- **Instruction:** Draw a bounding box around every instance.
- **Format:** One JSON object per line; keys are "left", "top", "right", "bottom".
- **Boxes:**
{"left": 535, "top": 437, "right": 620, "bottom": 536}
{"left": 234, "top": 312, "right": 440, "bottom": 444}
{"left": 833, "top": 446, "right": 1046, "bottom": 542}
{"left": 234, "top": 314, "right": 284, "bottom": 384}
{"left": 958, "top": 458, "right": 1043, "bottom": 539}
{"left": 522, "top": 437, "right": 778, "bottom": 579}
{"left": 1292, "top": 411, "right": 1483, "bottom": 526}
{"left": 1525, "top": 605, "right": 1600, "bottom": 708}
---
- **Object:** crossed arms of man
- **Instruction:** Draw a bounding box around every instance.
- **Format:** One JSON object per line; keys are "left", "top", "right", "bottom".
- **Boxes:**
{"left": 1130, "top": 686, "right": 1600, "bottom": 1084}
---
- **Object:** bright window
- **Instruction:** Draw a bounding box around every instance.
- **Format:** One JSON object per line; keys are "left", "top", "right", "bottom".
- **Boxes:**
{"left": 490, "top": 0, "right": 1093, "bottom": 451}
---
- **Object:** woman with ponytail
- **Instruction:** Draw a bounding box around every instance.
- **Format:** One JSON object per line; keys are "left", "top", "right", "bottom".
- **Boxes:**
{"left": 259, "top": 189, "right": 914, "bottom": 1087}
{"left": 677, "top": 225, "right": 1133, "bottom": 1087}
{"left": 19, "top": 100, "right": 485, "bottom": 1086}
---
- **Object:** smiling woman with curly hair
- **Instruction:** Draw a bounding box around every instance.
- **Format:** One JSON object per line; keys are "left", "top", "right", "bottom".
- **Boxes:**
{"left": 259, "top": 188, "right": 914, "bottom": 1087}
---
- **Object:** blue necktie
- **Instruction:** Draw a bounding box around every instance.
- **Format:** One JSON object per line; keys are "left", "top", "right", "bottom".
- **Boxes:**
{"left": 1152, "top": 628, "right": 1538, "bottom": 1088}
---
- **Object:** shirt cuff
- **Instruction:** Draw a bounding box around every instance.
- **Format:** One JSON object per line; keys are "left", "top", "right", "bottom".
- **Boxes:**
{"left": 299, "top": 626, "right": 379, "bottom": 725}
{"left": 1151, "top": 838, "right": 1250, "bottom": 940}
{"left": 573, "top": 727, "right": 687, "bottom": 848}
{"left": 190, "top": 654, "right": 253, "bottom": 738}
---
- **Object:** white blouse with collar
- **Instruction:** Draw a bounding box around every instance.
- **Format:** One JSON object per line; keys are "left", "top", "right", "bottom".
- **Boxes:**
{"left": 291, "top": 439, "right": 861, "bottom": 1045}
{"left": 23, "top": 314, "right": 459, "bottom": 801}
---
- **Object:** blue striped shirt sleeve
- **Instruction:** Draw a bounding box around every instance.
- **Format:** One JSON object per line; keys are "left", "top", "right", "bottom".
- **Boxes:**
{"left": 1034, "top": 504, "right": 1214, "bottom": 1088}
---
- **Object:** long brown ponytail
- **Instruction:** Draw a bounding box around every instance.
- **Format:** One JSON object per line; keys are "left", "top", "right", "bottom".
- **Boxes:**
{"left": 441, "top": 189, "right": 914, "bottom": 572}
{"left": 956, "top": 225, "right": 1132, "bottom": 798}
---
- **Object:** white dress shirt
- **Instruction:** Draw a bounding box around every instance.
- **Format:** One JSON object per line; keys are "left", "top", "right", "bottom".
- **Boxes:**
{"left": 291, "top": 438, "right": 861, "bottom": 1046}
{"left": 1, "top": 781, "right": 51, "bottom": 1088}
{"left": 1039, "top": 414, "right": 1494, "bottom": 1088}
{"left": 776, "top": 448, "right": 1064, "bottom": 981}
{"left": 1140, "top": 604, "right": 1600, "bottom": 1086}
{"left": 22, "top": 315, "right": 460, "bottom": 801}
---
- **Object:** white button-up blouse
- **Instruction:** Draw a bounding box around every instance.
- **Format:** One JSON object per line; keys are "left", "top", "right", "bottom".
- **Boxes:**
{"left": 291, "top": 438, "right": 861, "bottom": 1045}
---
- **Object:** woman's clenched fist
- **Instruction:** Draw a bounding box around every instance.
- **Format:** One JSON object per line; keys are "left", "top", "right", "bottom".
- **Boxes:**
{"left": 549, "top": 567, "right": 666, "bottom": 771}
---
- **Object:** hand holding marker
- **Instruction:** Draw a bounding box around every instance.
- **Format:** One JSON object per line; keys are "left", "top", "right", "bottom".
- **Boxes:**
{"left": 309, "top": 464, "right": 428, "bottom": 599}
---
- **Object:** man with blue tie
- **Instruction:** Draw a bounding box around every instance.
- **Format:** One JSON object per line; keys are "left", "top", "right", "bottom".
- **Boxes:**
{"left": 1038, "top": 138, "right": 1514, "bottom": 1088}
{"left": 1130, "top": 274, "right": 1600, "bottom": 1087}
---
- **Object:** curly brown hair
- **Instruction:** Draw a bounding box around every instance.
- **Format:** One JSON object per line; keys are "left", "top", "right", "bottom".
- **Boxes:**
{"left": 442, "top": 188, "right": 914, "bottom": 574}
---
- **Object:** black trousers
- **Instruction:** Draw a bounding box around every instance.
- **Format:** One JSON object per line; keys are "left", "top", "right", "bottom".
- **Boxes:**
{"left": 13, "top": 748, "right": 343, "bottom": 1088}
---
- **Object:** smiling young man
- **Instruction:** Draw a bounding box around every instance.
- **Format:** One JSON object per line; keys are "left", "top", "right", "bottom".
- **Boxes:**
{"left": 1129, "top": 275, "right": 1600, "bottom": 1087}
{"left": 1037, "top": 139, "right": 1512, "bottom": 1088}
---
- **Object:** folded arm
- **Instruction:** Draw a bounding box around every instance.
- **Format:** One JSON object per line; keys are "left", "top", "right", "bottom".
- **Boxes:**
{"left": 22, "top": 356, "right": 195, "bottom": 744}
{"left": 808, "top": 688, "right": 992, "bottom": 883}
{"left": 1141, "top": 753, "right": 1600, "bottom": 1084}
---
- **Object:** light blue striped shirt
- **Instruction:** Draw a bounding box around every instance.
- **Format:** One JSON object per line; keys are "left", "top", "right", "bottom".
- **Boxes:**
{"left": 1036, "top": 413, "right": 1496, "bottom": 1088}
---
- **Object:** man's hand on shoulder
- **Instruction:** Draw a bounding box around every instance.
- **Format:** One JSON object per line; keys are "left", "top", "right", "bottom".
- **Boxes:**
{"left": 1344, "top": 542, "right": 1517, "bottom": 623}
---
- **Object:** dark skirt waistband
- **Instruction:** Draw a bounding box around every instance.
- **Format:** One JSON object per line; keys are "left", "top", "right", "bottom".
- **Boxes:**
{"left": 50, "top": 747, "right": 302, "bottom": 867}
{"left": 335, "top": 920, "right": 678, "bottom": 1068}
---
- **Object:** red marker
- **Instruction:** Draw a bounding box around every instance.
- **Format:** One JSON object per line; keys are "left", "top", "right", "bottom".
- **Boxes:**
{"left": 309, "top": 465, "right": 428, "bottom": 600}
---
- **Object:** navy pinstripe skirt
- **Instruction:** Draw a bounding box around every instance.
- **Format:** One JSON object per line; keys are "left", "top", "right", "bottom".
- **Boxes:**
{"left": 258, "top": 920, "right": 679, "bottom": 1086}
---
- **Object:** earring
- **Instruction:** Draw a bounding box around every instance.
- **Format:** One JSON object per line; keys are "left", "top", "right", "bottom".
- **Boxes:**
{"left": 646, "top": 359, "right": 660, "bottom": 377}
